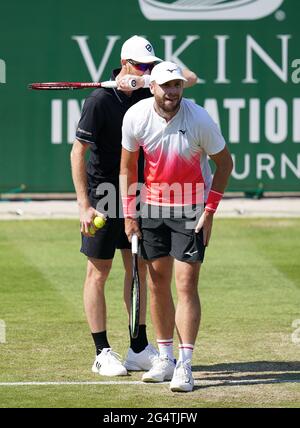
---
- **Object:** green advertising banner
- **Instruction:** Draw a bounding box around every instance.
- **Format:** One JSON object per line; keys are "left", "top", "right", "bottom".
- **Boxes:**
{"left": 0, "top": 0, "right": 299, "bottom": 193}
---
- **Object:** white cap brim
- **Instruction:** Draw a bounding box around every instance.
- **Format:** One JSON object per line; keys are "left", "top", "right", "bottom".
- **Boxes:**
{"left": 150, "top": 61, "right": 188, "bottom": 85}
{"left": 151, "top": 75, "right": 187, "bottom": 85}
{"left": 129, "top": 55, "right": 162, "bottom": 63}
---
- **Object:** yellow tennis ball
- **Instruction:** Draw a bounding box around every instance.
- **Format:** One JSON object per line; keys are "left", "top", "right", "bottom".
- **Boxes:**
{"left": 93, "top": 216, "right": 106, "bottom": 230}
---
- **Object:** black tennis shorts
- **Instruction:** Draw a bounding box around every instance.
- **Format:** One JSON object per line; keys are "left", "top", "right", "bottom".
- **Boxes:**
{"left": 139, "top": 204, "right": 206, "bottom": 263}
{"left": 80, "top": 190, "right": 130, "bottom": 260}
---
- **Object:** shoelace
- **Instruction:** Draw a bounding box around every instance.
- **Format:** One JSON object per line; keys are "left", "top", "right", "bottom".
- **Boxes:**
{"left": 96, "top": 349, "right": 123, "bottom": 365}
{"left": 107, "top": 350, "right": 123, "bottom": 363}
{"left": 176, "top": 360, "right": 192, "bottom": 380}
{"left": 146, "top": 346, "right": 159, "bottom": 361}
{"left": 151, "top": 355, "right": 172, "bottom": 369}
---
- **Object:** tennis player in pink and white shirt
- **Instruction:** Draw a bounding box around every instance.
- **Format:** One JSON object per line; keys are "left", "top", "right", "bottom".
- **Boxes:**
{"left": 120, "top": 61, "right": 233, "bottom": 392}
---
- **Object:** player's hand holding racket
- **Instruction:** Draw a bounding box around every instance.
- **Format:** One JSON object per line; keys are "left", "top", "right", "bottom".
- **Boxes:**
{"left": 116, "top": 75, "right": 146, "bottom": 91}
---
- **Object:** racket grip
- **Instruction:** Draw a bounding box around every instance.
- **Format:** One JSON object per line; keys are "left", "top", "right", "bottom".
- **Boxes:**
{"left": 100, "top": 80, "right": 118, "bottom": 88}
{"left": 132, "top": 234, "right": 139, "bottom": 254}
{"left": 102, "top": 79, "right": 137, "bottom": 89}
{"left": 128, "top": 78, "right": 138, "bottom": 89}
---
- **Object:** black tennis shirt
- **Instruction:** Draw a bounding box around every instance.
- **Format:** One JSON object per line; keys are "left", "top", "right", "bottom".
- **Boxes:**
{"left": 76, "top": 69, "right": 152, "bottom": 190}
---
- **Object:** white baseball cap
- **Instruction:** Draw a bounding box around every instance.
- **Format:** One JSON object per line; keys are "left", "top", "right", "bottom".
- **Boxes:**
{"left": 150, "top": 61, "right": 187, "bottom": 85}
{"left": 121, "top": 35, "right": 162, "bottom": 63}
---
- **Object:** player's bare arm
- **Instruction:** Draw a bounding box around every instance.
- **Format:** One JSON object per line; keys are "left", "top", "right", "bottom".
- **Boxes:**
{"left": 117, "top": 69, "right": 197, "bottom": 91}
{"left": 70, "top": 139, "right": 104, "bottom": 237}
{"left": 182, "top": 68, "right": 198, "bottom": 88}
{"left": 117, "top": 66, "right": 197, "bottom": 91}
{"left": 195, "top": 146, "right": 233, "bottom": 245}
{"left": 120, "top": 147, "right": 142, "bottom": 241}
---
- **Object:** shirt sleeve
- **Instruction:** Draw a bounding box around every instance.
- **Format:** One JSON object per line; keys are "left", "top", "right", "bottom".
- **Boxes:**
{"left": 198, "top": 109, "right": 226, "bottom": 155}
{"left": 121, "top": 108, "right": 140, "bottom": 152}
{"left": 76, "top": 95, "right": 105, "bottom": 144}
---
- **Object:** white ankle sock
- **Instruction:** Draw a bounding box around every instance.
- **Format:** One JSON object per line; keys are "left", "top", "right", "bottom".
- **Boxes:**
{"left": 157, "top": 338, "right": 174, "bottom": 361}
{"left": 178, "top": 344, "right": 194, "bottom": 363}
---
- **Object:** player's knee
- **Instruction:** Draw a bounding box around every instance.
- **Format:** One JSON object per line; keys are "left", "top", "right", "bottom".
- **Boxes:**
{"left": 176, "top": 280, "right": 199, "bottom": 298}
{"left": 86, "top": 261, "right": 111, "bottom": 286}
{"left": 148, "top": 277, "right": 170, "bottom": 296}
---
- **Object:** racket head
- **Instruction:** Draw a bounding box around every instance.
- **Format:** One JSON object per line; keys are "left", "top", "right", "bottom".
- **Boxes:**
{"left": 28, "top": 81, "right": 117, "bottom": 90}
{"left": 130, "top": 253, "right": 140, "bottom": 339}
{"left": 28, "top": 82, "right": 85, "bottom": 90}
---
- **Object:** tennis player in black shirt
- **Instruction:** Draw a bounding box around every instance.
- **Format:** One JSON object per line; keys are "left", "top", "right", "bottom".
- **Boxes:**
{"left": 71, "top": 35, "right": 197, "bottom": 376}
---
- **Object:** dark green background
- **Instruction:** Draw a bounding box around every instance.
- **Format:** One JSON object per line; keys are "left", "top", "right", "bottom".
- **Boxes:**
{"left": 0, "top": 0, "right": 299, "bottom": 193}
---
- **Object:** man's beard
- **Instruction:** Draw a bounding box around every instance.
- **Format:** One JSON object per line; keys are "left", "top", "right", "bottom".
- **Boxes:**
{"left": 157, "top": 95, "right": 182, "bottom": 113}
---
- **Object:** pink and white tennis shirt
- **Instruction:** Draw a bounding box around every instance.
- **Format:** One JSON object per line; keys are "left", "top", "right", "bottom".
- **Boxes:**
{"left": 122, "top": 97, "right": 225, "bottom": 207}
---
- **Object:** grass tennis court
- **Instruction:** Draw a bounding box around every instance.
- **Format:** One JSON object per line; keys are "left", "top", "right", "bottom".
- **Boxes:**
{"left": 0, "top": 218, "right": 299, "bottom": 408}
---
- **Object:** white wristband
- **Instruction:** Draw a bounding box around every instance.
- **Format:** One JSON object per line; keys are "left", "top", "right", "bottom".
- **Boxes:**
{"left": 143, "top": 74, "right": 151, "bottom": 88}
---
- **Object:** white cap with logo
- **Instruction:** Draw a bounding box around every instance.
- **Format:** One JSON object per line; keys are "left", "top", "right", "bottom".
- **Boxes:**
{"left": 121, "top": 35, "right": 162, "bottom": 63}
{"left": 150, "top": 61, "right": 187, "bottom": 84}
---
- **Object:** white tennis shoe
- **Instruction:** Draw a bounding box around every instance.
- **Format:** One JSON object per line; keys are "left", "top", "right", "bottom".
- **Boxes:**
{"left": 170, "top": 360, "right": 194, "bottom": 392}
{"left": 142, "top": 355, "right": 175, "bottom": 382}
{"left": 92, "top": 348, "right": 127, "bottom": 377}
{"left": 124, "top": 344, "right": 158, "bottom": 371}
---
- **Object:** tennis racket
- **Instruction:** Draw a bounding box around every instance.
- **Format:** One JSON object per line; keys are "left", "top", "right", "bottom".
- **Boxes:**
{"left": 130, "top": 234, "right": 140, "bottom": 339}
{"left": 28, "top": 79, "right": 137, "bottom": 90}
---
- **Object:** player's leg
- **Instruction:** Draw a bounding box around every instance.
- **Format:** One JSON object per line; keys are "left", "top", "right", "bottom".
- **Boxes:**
{"left": 168, "top": 259, "right": 201, "bottom": 391}
{"left": 81, "top": 216, "right": 128, "bottom": 376}
{"left": 168, "top": 214, "right": 205, "bottom": 345}
{"left": 168, "top": 218, "right": 205, "bottom": 391}
{"left": 84, "top": 257, "right": 112, "bottom": 334}
{"left": 81, "top": 216, "right": 118, "bottom": 350}
{"left": 174, "top": 260, "right": 201, "bottom": 346}
{"left": 83, "top": 257, "right": 127, "bottom": 376}
{"left": 139, "top": 214, "right": 177, "bottom": 381}
{"left": 147, "top": 256, "right": 175, "bottom": 343}
{"left": 142, "top": 256, "right": 176, "bottom": 382}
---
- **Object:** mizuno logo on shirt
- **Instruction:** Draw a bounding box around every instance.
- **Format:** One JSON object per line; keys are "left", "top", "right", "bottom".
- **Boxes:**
{"left": 179, "top": 129, "right": 186, "bottom": 135}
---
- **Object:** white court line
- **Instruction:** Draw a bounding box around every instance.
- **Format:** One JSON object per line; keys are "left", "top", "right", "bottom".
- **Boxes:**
{"left": 0, "top": 381, "right": 145, "bottom": 386}
{"left": 0, "top": 379, "right": 299, "bottom": 386}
